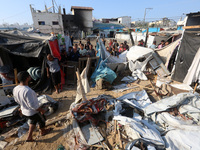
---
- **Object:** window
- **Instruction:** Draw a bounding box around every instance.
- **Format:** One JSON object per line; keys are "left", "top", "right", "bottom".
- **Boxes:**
{"left": 52, "top": 21, "right": 59, "bottom": 25}
{"left": 38, "top": 21, "right": 45, "bottom": 25}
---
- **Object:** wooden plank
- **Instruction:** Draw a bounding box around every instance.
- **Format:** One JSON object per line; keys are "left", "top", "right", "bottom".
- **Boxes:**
{"left": 76, "top": 68, "right": 87, "bottom": 101}
{"left": 14, "top": 68, "right": 18, "bottom": 84}
{"left": 183, "top": 25, "right": 200, "bottom": 29}
{"left": 0, "top": 84, "right": 17, "bottom": 88}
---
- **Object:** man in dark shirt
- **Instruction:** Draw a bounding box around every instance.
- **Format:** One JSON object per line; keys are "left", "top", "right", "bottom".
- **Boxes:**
{"left": 70, "top": 45, "right": 80, "bottom": 62}
{"left": 87, "top": 44, "right": 96, "bottom": 57}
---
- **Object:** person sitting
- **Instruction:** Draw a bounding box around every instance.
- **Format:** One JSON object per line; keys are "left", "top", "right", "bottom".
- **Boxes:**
{"left": 46, "top": 54, "right": 61, "bottom": 94}
{"left": 150, "top": 41, "right": 157, "bottom": 49}
{"left": 79, "top": 44, "right": 88, "bottom": 57}
{"left": 158, "top": 40, "right": 165, "bottom": 49}
{"left": 124, "top": 41, "right": 129, "bottom": 50}
{"left": 165, "top": 41, "right": 169, "bottom": 47}
{"left": 106, "top": 46, "right": 111, "bottom": 53}
{"left": 87, "top": 44, "right": 96, "bottom": 57}
{"left": 70, "top": 45, "right": 80, "bottom": 62}
{"left": 0, "top": 66, "right": 14, "bottom": 95}
{"left": 109, "top": 39, "right": 113, "bottom": 47}
{"left": 118, "top": 43, "right": 126, "bottom": 53}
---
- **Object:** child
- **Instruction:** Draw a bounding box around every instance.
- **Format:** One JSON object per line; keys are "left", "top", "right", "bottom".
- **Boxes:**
{"left": 46, "top": 54, "right": 61, "bottom": 94}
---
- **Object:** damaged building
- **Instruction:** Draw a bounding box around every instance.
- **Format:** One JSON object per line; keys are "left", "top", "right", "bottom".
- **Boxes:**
{"left": 30, "top": 5, "right": 94, "bottom": 36}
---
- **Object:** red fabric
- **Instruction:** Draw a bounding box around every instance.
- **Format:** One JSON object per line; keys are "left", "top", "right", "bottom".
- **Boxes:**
{"left": 48, "top": 39, "right": 61, "bottom": 61}
{"left": 60, "top": 69, "right": 65, "bottom": 90}
{"left": 49, "top": 39, "right": 65, "bottom": 87}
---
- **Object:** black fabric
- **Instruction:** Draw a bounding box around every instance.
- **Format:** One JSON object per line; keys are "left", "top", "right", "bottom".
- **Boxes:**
{"left": 172, "top": 32, "right": 200, "bottom": 82}
{"left": 0, "top": 32, "right": 46, "bottom": 57}
{"left": 51, "top": 71, "right": 61, "bottom": 85}
{"left": 26, "top": 113, "right": 45, "bottom": 128}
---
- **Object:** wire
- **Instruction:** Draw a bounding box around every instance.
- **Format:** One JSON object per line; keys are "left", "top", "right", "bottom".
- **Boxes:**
{"left": 1, "top": 10, "right": 29, "bottom": 21}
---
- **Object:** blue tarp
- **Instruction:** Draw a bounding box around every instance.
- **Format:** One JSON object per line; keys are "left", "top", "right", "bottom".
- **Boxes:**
{"left": 91, "top": 38, "right": 117, "bottom": 84}
{"left": 93, "top": 22, "right": 124, "bottom": 30}
{"left": 142, "top": 28, "right": 160, "bottom": 33}
{"left": 91, "top": 61, "right": 117, "bottom": 84}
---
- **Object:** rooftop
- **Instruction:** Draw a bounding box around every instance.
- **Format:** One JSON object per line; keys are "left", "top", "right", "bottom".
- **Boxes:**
{"left": 71, "top": 6, "right": 94, "bottom": 11}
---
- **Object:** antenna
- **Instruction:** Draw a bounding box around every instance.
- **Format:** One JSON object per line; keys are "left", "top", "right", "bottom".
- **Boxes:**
{"left": 52, "top": 0, "right": 55, "bottom": 13}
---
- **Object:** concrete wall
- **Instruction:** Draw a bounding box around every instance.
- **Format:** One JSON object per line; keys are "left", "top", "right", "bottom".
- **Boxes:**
{"left": 72, "top": 9, "right": 93, "bottom": 32}
{"left": 118, "top": 16, "right": 131, "bottom": 28}
{"left": 31, "top": 8, "right": 63, "bottom": 34}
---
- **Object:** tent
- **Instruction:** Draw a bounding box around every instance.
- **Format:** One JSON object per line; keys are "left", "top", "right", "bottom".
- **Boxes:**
{"left": 0, "top": 32, "right": 57, "bottom": 93}
{"left": 172, "top": 31, "right": 200, "bottom": 82}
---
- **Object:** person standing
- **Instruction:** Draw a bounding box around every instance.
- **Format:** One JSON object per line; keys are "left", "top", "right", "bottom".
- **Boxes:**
{"left": 13, "top": 71, "right": 52, "bottom": 142}
{"left": 46, "top": 54, "right": 61, "bottom": 94}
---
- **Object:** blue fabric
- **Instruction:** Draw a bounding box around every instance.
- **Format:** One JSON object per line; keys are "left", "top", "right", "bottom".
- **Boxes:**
{"left": 91, "top": 39, "right": 117, "bottom": 84}
{"left": 142, "top": 28, "right": 160, "bottom": 33}
{"left": 91, "top": 61, "right": 117, "bottom": 84}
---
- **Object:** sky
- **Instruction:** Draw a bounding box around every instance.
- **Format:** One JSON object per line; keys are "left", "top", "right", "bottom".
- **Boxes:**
{"left": 0, "top": 0, "right": 199, "bottom": 25}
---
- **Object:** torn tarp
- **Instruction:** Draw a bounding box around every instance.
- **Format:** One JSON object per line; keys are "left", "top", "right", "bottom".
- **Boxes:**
{"left": 117, "top": 90, "right": 152, "bottom": 112}
{"left": 113, "top": 115, "right": 165, "bottom": 149}
{"left": 91, "top": 61, "right": 117, "bottom": 84}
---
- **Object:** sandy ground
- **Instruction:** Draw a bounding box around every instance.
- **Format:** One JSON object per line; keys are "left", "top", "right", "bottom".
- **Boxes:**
{"left": 4, "top": 39, "right": 152, "bottom": 150}
{"left": 4, "top": 75, "right": 159, "bottom": 150}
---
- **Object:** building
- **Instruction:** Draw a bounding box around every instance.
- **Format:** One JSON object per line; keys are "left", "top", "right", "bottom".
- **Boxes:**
{"left": 30, "top": 5, "right": 64, "bottom": 34}
{"left": 100, "top": 16, "right": 131, "bottom": 28}
{"left": 71, "top": 6, "right": 94, "bottom": 32}
{"left": 149, "top": 18, "right": 176, "bottom": 27}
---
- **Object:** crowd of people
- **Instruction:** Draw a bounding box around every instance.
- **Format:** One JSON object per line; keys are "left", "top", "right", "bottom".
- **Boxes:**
{"left": 105, "top": 39, "right": 129, "bottom": 56}
{"left": 149, "top": 40, "right": 170, "bottom": 49}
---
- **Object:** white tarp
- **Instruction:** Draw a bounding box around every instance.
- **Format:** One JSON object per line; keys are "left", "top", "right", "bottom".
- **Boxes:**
{"left": 183, "top": 48, "right": 200, "bottom": 85}
{"left": 127, "top": 46, "right": 153, "bottom": 62}
{"left": 117, "top": 90, "right": 152, "bottom": 111}
{"left": 75, "top": 59, "right": 90, "bottom": 103}
{"left": 163, "top": 130, "right": 200, "bottom": 150}
{"left": 113, "top": 116, "right": 165, "bottom": 147}
{"left": 155, "top": 39, "right": 181, "bottom": 67}
{"left": 144, "top": 93, "right": 195, "bottom": 115}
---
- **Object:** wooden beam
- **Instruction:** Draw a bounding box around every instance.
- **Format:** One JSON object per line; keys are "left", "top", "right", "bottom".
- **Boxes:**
{"left": 14, "top": 68, "right": 18, "bottom": 84}
{"left": 0, "top": 84, "right": 17, "bottom": 88}
{"left": 183, "top": 25, "right": 200, "bottom": 29}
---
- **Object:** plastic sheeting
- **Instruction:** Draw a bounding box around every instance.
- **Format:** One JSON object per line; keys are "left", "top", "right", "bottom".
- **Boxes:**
{"left": 144, "top": 93, "right": 194, "bottom": 115}
{"left": 183, "top": 48, "right": 200, "bottom": 85}
{"left": 155, "top": 38, "right": 181, "bottom": 67}
{"left": 127, "top": 46, "right": 153, "bottom": 62}
{"left": 0, "top": 32, "right": 47, "bottom": 58}
{"left": 172, "top": 32, "right": 200, "bottom": 82}
{"left": 113, "top": 116, "right": 165, "bottom": 148}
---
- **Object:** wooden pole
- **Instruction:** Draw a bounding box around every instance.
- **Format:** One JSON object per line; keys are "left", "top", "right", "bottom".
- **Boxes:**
{"left": 144, "top": 25, "right": 149, "bottom": 47}
{"left": 14, "top": 68, "right": 18, "bottom": 84}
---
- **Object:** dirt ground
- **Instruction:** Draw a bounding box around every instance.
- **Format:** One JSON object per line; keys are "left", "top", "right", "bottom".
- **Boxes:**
{"left": 3, "top": 39, "right": 154, "bottom": 150}
{"left": 4, "top": 76, "right": 159, "bottom": 150}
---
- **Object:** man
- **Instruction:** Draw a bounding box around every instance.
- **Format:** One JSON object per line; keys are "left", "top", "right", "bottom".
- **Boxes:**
{"left": 70, "top": 44, "right": 80, "bottom": 62}
{"left": 79, "top": 44, "right": 88, "bottom": 57}
{"left": 46, "top": 54, "right": 61, "bottom": 94}
{"left": 118, "top": 43, "right": 125, "bottom": 53}
{"left": 87, "top": 44, "right": 96, "bottom": 57}
{"left": 13, "top": 71, "right": 52, "bottom": 142}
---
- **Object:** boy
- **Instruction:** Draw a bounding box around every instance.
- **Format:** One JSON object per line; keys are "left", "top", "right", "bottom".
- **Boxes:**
{"left": 46, "top": 54, "right": 61, "bottom": 94}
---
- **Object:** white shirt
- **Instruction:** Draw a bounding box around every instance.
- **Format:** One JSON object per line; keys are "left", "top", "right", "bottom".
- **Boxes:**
{"left": 13, "top": 85, "right": 39, "bottom": 116}
{"left": 79, "top": 49, "right": 88, "bottom": 56}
